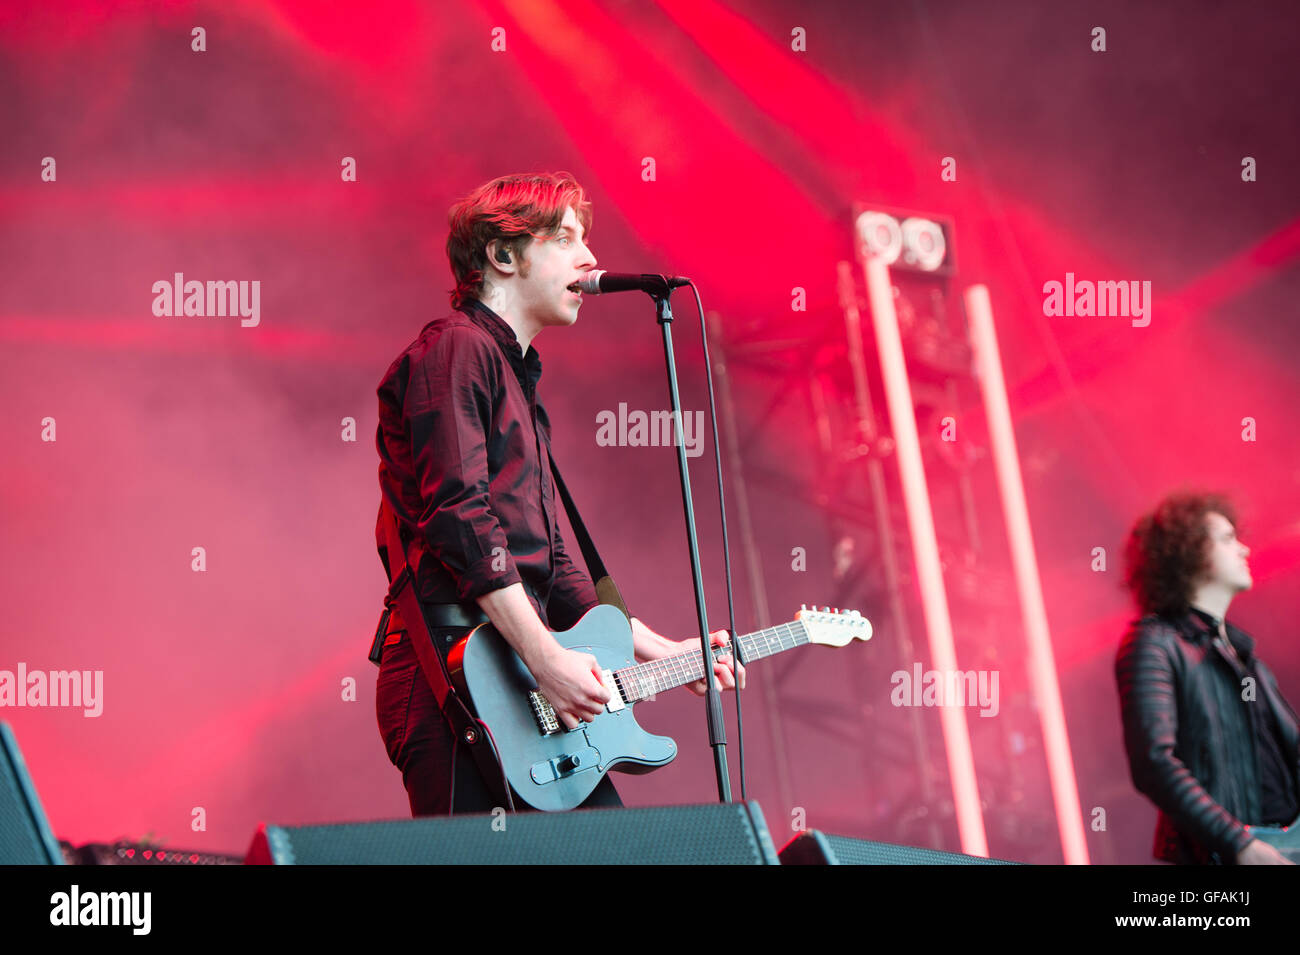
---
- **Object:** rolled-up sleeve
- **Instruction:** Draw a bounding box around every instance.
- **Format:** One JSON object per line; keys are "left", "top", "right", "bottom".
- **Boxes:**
{"left": 404, "top": 325, "right": 522, "bottom": 601}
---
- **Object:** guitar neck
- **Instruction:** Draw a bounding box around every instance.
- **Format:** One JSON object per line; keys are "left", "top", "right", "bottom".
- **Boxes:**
{"left": 613, "top": 621, "right": 810, "bottom": 703}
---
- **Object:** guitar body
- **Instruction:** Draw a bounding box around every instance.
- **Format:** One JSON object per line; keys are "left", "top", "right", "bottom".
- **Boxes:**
{"left": 448, "top": 604, "right": 678, "bottom": 812}
{"left": 1251, "top": 813, "right": 1300, "bottom": 862}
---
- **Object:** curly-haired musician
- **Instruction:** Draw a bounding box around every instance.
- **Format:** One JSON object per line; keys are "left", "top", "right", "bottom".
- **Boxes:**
{"left": 1116, "top": 491, "right": 1297, "bottom": 864}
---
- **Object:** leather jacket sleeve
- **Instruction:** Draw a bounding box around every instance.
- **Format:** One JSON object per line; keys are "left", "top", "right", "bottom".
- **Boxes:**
{"left": 1115, "top": 622, "right": 1254, "bottom": 861}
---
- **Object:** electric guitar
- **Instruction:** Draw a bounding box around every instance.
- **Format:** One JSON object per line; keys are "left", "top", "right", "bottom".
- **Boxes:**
{"left": 446, "top": 603, "right": 872, "bottom": 811}
{"left": 1251, "top": 814, "right": 1300, "bottom": 862}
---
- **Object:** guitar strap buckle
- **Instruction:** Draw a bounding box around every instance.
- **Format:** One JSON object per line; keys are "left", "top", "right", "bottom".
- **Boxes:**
{"left": 368, "top": 604, "right": 394, "bottom": 666}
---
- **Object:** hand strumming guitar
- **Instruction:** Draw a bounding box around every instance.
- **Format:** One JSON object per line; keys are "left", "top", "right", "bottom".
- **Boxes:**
{"left": 526, "top": 640, "right": 612, "bottom": 731}
{"left": 477, "top": 582, "right": 611, "bottom": 731}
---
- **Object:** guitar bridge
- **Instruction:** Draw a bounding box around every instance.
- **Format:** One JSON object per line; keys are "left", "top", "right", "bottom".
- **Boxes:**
{"left": 529, "top": 690, "right": 562, "bottom": 736}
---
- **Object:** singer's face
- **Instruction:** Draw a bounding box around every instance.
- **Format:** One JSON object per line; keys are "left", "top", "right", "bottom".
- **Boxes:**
{"left": 1199, "top": 511, "right": 1252, "bottom": 593}
{"left": 518, "top": 205, "right": 596, "bottom": 329}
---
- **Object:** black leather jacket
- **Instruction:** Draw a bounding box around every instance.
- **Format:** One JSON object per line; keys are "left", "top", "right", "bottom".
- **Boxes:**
{"left": 1115, "top": 610, "right": 1300, "bottom": 864}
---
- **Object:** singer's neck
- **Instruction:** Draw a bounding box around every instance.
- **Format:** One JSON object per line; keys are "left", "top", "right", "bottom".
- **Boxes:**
{"left": 474, "top": 290, "right": 543, "bottom": 353}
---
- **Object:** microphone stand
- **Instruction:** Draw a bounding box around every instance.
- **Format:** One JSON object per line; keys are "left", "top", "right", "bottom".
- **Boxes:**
{"left": 646, "top": 281, "right": 732, "bottom": 804}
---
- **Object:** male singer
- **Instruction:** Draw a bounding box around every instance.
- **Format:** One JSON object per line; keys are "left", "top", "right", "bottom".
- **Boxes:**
{"left": 374, "top": 172, "right": 743, "bottom": 815}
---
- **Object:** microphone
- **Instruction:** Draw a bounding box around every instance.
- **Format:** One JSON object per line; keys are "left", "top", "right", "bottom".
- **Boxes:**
{"left": 575, "top": 270, "right": 691, "bottom": 296}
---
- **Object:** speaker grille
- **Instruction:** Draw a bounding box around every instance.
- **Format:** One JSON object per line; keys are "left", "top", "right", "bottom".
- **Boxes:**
{"left": 781, "top": 831, "right": 1019, "bottom": 865}
{"left": 0, "top": 723, "right": 62, "bottom": 865}
{"left": 256, "top": 802, "right": 778, "bottom": 865}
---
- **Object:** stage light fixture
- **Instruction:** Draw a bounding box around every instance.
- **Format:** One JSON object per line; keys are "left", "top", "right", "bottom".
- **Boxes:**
{"left": 852, "top": 205, "right": 956, "bottom": 275}
{"left": 900, "top": 217, "right": 947, "bottom": 272}
{"left": 855, "top": 211, "right": 903, "bottom": 264}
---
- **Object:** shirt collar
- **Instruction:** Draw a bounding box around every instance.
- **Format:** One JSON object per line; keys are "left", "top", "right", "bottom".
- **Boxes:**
{"left": 1186, "top": 606, "right": 1255, "bottom": 660}
{"left": 1188, "top": 606, "right": 1222, "bottom": 633}
{"left": 458, "top": 297, "right": 543, "bottom": 392}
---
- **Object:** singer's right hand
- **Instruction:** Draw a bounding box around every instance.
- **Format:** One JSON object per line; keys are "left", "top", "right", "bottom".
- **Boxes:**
{"left": 528, "top": 641, "right": 611, "bottom": 730}
{"left": 1236, "top": 839, "right": 1294, "bottom": 864}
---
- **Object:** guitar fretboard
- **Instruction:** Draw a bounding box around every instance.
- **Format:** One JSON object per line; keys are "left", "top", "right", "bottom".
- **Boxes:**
{"left": 612, "top": 621, "right": 810, "bottom": 703}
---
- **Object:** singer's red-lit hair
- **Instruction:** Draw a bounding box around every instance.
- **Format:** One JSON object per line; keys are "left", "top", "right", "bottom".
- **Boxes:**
{"left": 446, "top": 172, "right": 594, "bottom": 309}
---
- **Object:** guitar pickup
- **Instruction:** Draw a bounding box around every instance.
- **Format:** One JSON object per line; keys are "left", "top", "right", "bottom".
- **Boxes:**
{"left": 600, "top": 669, "right": 625, "bottom": 712}
{"left": 530, "top": 745, "right": 601, "bottom": 785}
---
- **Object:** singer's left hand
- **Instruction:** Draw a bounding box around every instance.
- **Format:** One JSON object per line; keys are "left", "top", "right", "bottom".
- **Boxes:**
{"left": 675, "top": 630, "right": 745, "bottom": 696}
{"left": 631, "top": 619, "right": 745, "bottom": 695}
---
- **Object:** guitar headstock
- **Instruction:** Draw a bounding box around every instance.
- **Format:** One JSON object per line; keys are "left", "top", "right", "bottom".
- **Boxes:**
{"left": 796, "top": 605, "right": 873, "bottom": 647}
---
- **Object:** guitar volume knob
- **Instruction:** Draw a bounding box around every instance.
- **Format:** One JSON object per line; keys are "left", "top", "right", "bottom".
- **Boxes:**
{"left": 557, "top": 754, "right": 582, "bottom": 774}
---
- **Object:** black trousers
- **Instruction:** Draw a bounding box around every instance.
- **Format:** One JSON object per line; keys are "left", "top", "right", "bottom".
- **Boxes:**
{"left": 375, "top": 616, "right": 622, "bottom": 816}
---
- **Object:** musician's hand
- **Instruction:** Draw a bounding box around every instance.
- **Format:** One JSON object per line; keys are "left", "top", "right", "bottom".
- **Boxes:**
{"left": 629, "top": 619, "right": 745, "bottom": 696}
{"left": 679, "top": 629, "right": 746, "bottom": 697}
{"left": 528, "top": 641, "right": 611, "bottom": 731}
{"left": 1236, "top": 838, "right": 1295, "bottom": 865}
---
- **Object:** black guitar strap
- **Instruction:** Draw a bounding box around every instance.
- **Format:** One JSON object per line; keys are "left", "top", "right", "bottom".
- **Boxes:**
{"left": 545, "top": 449, "right": 632, "bottom": 622}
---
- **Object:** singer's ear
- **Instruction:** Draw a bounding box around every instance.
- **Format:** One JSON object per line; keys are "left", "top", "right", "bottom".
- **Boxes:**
{"left": 485, "top": 238, "right": 518, "bottom": 277}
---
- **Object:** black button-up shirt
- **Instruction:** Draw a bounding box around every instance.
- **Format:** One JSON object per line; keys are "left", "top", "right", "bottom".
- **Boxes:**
{"left": 1189, "top": 608, "right": 1300, "bottom": 824}
{"left": 375, "top": 298, "right": 598, "bottom": 631}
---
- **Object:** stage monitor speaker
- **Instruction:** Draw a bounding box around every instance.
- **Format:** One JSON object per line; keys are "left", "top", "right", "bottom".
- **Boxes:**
{"left": 0, "top": 722, "right": 64, "bottom": 864}
{"left": 780, "top": 830, "right": 1020, "bottom": 865}
{"left": 246, "top": 800, "right": 779, "bottom": 865}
